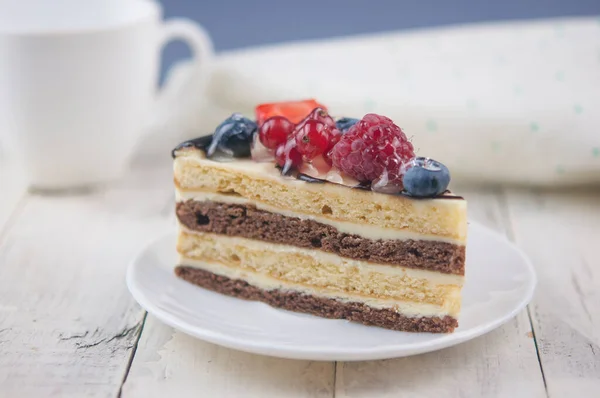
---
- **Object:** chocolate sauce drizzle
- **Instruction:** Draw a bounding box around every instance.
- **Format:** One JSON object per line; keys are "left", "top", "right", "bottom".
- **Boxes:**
{"left": 400, "top": 190, "right": 464, "bottom": 201}
{"left": 352, "top": 181, "right": 373, "bottom": 191}
{"left": 171, "top": 135, "right": 213, "bottom": 158}
{"left": 293, "top": 171, "right": 462, "bottom": 200}
{"left": 296, "top": 173, "right": 326, "bottom": 184}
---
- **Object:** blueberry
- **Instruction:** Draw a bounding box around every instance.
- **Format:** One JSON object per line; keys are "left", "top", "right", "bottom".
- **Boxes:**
{"left": 206, "top": 113, "right": 257, "bottom": 158}
{"left": 335, "top": 117, "right": 359, "bottom": 132}
{"left": 402, "top": 157, "right": 450, "bottom": 197}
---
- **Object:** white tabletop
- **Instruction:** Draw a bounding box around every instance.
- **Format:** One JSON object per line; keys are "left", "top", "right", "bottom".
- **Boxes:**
{"left": 0, "top": 156, "right": 598, "bottom": 398}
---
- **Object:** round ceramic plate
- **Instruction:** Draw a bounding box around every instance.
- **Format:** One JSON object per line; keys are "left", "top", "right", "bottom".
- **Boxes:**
{"left": 127, "top": 221, "right": 536, "bottom": 361}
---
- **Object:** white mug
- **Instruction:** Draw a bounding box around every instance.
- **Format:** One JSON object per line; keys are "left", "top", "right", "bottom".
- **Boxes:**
{"left": 0, "top": 0, "right": 213, "bottom": 191}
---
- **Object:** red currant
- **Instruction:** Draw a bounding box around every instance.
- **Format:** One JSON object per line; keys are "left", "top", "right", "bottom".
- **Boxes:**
{"left": 323, "top": 150, "right": 333, "bottom": 166}
{"left": 304, "top": 107, "right": 336, "bottom": 128}
{"left": 294, "top": 120, "right": 334, "bottom": 159}
{"left": 323, "top": 129, "right": 342, "bottom": 165}
{"left": 275, "top": 139, "right": 303, "bottom": 174}
{"left": 258, "top": 116, "right": 295, "bottom": 149}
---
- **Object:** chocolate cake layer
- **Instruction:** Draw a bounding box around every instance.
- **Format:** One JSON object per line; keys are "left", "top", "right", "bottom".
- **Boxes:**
{"left": 175, "top": 266, "right": 458, "bottom": 333}
{"left": 176, "top": 201, "right": 465, "bottom": 275}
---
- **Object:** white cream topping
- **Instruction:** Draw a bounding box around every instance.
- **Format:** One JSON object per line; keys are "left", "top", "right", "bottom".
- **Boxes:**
{"left": 178, "top": 256, "right": 458, "bottom": 318}
{"left": 178, "top": 227, "right": 464, "bottom": 287}
{"left": 176, "top": 190, "right": 465, "bottom": 245}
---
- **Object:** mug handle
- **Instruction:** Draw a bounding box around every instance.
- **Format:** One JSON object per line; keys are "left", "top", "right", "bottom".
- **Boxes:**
{"left": 149, "top": 19, "right": 214, "bottom": 131}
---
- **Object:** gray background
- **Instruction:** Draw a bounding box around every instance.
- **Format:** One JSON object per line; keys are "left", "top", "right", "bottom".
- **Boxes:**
{"left": 160, "top": 0, "right": 600, "bottom": 78}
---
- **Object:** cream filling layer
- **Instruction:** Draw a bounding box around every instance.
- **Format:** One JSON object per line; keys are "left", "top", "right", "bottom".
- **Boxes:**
{"left": 178, "top": 227, "right": 463, "bottom": 286}
{"left": 176, "top": 189, "right": 464, "bottom": 245}
{"left": 173, "top": 151, "right": 468, "bottom": 242}
{"left": 177, "top": 231, "right": 463, "bottom": 315}
{"left": 178, "top": 256, "right": 457, "bottom": 318}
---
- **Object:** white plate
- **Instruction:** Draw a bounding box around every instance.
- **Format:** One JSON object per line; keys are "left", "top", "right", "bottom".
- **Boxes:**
{"left": 127, "top": 221, "right": 536, "bottom": 361}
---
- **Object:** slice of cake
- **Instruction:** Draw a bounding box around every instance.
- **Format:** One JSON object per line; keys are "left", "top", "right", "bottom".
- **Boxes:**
{"left": 172, "top": 100, "right": 467, "bottom": 333}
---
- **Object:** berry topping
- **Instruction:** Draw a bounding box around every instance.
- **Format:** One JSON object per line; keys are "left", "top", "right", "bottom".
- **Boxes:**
{"left": 294, "top": 120, "right": 336, "bottom": 159}
{"left": 402, "top": 157, "right": 450, "bottom": 197}
{"left": 255, "top": 99, "right": 326, "bottom": 125}
{"left": 303, "top": 107, "right": 336, "bottom": 129}
{"left": 258, "top": 116, "right": 295, "bottom": 149}
{"left": 335, "top": 117, "right": 359, "bottom": 132}
{"left": 206, "top": 113, "right": 257, "bottom": 158}
{"left": 275, "top": 140, "right": 303, "bottom": 174}
{"left": 329, "top": 113, "right": 415, "bottom": 185}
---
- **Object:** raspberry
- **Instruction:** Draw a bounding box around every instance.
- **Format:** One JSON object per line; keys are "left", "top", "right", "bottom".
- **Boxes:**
{"left": 275, "top": 139, "right": 303, "bottom": 174}
{"left": 329, "top": 113, "right": 414, "bottom": 185}
{"left": 259, "top": 116, "right": 295, "bottom": 149}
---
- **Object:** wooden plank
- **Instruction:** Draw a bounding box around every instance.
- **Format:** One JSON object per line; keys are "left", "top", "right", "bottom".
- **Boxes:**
{"left": 505, "top": 188, "right": 600, "bottom": 397}
{"left": 121, "top": 315, "right": 335, "bottom": 398}
{"left": 335, "top": 187, "right": 547, "bottom": 398}
{"left": 0, "top": 162, "right": 174, "bottom": 398}
{"left": 120, "top": 164, "right": 335, "bottom": 398}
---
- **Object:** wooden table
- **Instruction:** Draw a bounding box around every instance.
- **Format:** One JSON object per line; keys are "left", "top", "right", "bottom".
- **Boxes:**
{"left": 1, "top": 156, "right": 599, "bottom": 397}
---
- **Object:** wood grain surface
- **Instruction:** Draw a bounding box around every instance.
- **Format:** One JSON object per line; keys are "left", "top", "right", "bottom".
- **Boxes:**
{"left": 1, "top": 157, "right": 598, "bottom": 397}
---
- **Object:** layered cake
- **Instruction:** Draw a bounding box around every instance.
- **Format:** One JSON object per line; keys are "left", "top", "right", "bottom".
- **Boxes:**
{"left": 173, "top": 100, "right": 467, "bottom": 333}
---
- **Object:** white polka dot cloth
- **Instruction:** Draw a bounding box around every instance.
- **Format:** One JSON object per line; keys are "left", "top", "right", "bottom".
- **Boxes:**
{"left": 154, "top": 17, "right": 600, "bottom": 186}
